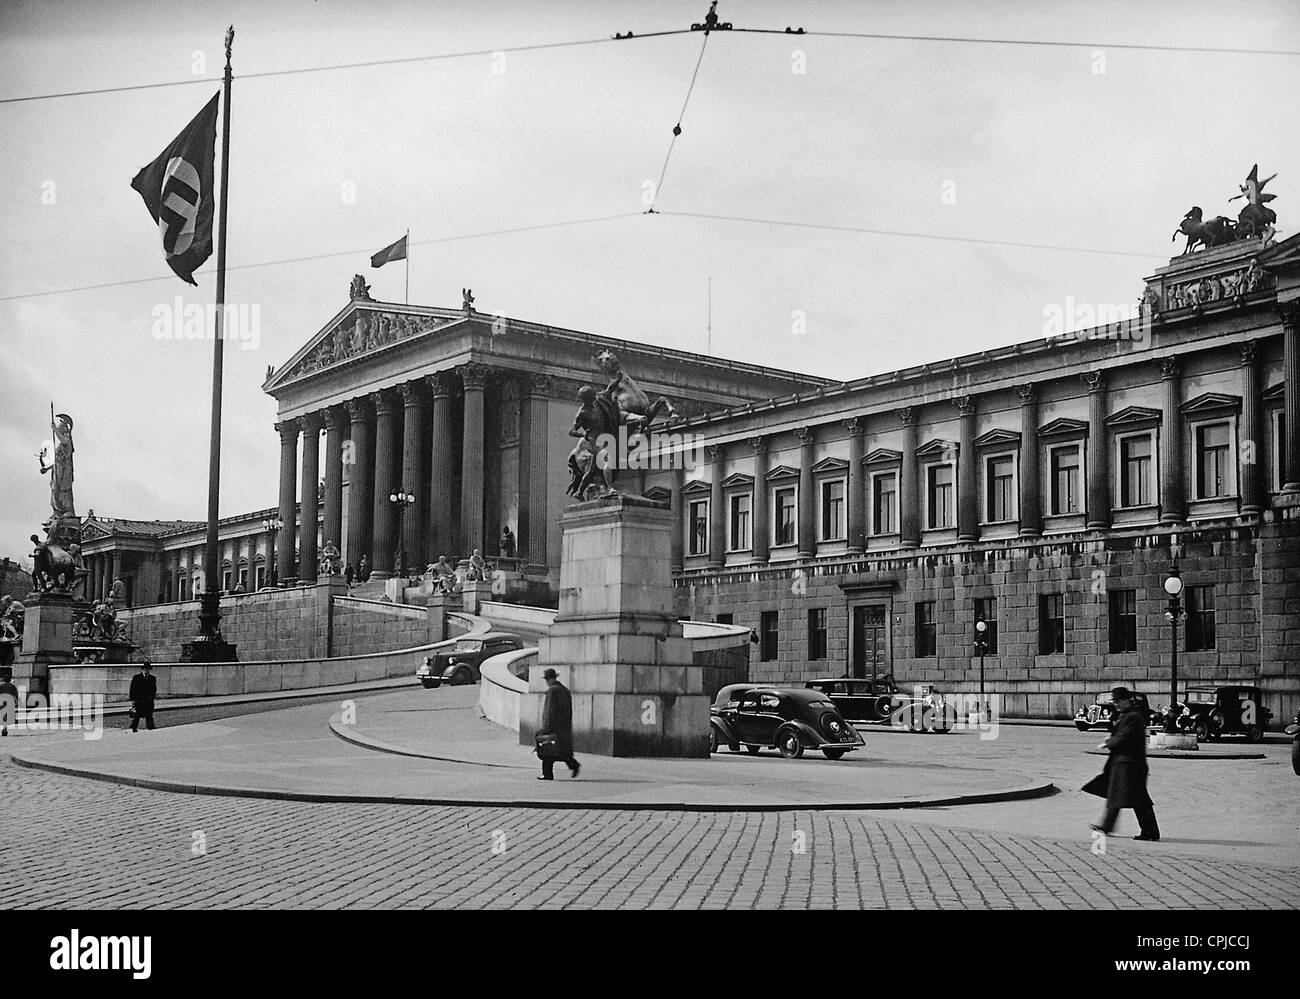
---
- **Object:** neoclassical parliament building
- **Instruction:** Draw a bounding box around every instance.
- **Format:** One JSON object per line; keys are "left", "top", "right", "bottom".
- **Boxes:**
{"left": 79, "top": 232, "right": 1300, "bottom": 720}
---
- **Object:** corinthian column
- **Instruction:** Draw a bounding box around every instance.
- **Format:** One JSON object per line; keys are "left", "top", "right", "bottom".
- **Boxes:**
{"left": 1159, "top": 357, "right": 1186, "bottom": 523}
{"left": 398, "top": 381, "right": 427, "bottom": 565}
{"left": 344, "top": 397, "right": 374, "bottom": 573}
{"left": 708, "top": 444, "right": 725, "bottom": 568}
{"left": 298, "top": 412, "right": 322, "bottom": 578}
{"left": 846, "top": 418, "right": 866, "bottom": 553}
{"left": 956, "top": 395, "right": 979, "bottom": 542}
{"left": 275, "top": 420, "right": 299, "bottom": 582}
{"left": 1238, "top": 342, "right": 1262, "bottom": 514}
{"left": 900, "top": 408, "right": 920, "bottom": 547}
{"left": 1084, "top": 372, "right": 1110, "bottom": 529}
{"left": 459, "top": 363, "right": 489, "bottom": 557}
{"left": 370, "top": 390, "right": 400, "bottom": 579}
{"left": 750, "top": 436, "right": 769, "bottom": 563}
{"left": 1018, "top": 384, "right": 1042, "bottom": 536}
{"left": 797, "top": 426, "right": 815, "bottom": 556}
{"left": 322, "top": 407, "right": 345, "bottom": 559}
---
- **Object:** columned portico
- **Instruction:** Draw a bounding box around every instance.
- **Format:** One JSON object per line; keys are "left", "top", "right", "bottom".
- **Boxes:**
{"left": 275, "top": 421, "right": 298, "bottom": 583}
{"left": 298, "top": 412, "right": 322, "bottom": 577}
{"left": 459, "top": 363, "right": 489, "bottom": 557}
{"left": 370, "top": 390, "right": 400, "bottom": 579}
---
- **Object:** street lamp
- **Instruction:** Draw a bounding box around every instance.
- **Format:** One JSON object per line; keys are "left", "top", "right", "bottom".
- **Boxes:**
{"left": 389, "top": 489, "right": 416, "bottom": 576}
{"left": 261, "top": 516, "right": 284, "bottom": 588}
{"left": 1163, "top": 563, "right": 1185, "bottom": 733}
{"left": 974, "top": 618, "right": 989, "bottom": 721}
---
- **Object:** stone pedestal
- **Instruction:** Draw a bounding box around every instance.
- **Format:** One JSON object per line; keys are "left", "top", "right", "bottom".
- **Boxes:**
{"left": 522, "top": 495, "right": 709, "bottom": 758}
{"left": 425, "top": 592, "right": 461, "bottom": 643}
{"left": 1150, "top": 731, "right": 1198, "bottom": 752}
{"left": 15, "top": 590, "right": 78, "bottom": 699}
{"left": 459, "top": 580, "right": 490, "bottom": 616}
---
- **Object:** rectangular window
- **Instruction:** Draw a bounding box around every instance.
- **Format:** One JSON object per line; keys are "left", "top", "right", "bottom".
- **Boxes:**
{"left": 927, "top": 464, "right": 954, "bottom": 529}
{"left": 807, "top": 608, "right": 828, "bottom": 660}
{"left": 1108, "top": 590, "right": 1138, "bottom": 654}
{"left": 716, "top": 613, "right": 734, "bottom": 626}
{"left": 973, "top": 597, "right": 998, "bottom": 654}
{"left": 1196, "top": 423, "right": 1231, "bottom": 499}
{"left": 774, "top": 487, "right": 796, "bottom": 546}
{"left": 1050, "top": 445, "right": 1081, "bottom": 515}
{"left": 915, "top": 601, "right": 936, "bottom": 657}
{"left": 873, "top": 472, "right": 898, "bottom": 535}
{"left": 760, "top": 610, "right": 779, "bottom": 663}
{"left": 729, "top": 493, "right": 751, "bottom": 551}
{"left": 1120, "top": 434, "right": 1153, "bottom": 507}
{"left": 688, "top": 499, "right": 709, "bottom": 556}
{"left": 820, "top": 479, "right": 845, "bottom": 541}
{"left": 256, "top": 566, "right": 266, "bottom": 590}
{"left": 1038, "top": 593, "right": 1065, "bottom": 655}
{"left": 223, "top": 570, "right": 232, "bottom": 591}
{"left": 986, "top": 455, "right": 1014, "bottom": 522}
{"left": 1186, "top": 585, "right": 1216, "bottom": 652}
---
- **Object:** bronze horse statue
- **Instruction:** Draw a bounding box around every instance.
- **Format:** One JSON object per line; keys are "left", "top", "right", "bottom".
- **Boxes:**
{"left": 593, "top": 350, "right": 677, "bottom": 432}
{"left": 1173, "top": 206, "right": 1237, "bottom": 254}
{"left": 30, "top": 534, "right": 81, "bottom": 593}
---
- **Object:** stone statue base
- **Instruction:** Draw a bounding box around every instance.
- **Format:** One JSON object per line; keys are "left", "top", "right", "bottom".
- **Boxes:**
{"left": 521, "top": 495, "right": 709, "bottom": 758}
{"left": 15, "top": 590, "right": 79, "bottom": 698}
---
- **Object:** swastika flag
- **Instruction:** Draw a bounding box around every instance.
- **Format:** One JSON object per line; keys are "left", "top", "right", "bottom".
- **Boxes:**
{"left": 370, "top": 233, "right": 408, "bottom": 268}
{"left": 130, "top": 93, "right": 219, "bottom": 285}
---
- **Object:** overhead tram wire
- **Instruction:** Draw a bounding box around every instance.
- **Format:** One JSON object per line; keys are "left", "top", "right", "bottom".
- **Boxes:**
{"left": 0, "top": 212, "right": 644, "bottom": 303}
{"left": 647, "top": 32, "right": 711, "bottom": 212}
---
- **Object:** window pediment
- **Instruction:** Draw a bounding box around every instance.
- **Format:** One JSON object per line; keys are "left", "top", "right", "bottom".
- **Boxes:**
{"left": 721, "top": 472, "right": 754, "bottom": 488}
{"left": 1038, "top": 417, "right": 1088, "bottom": 440}
{"left": 917, "top": 438, "right": 958, "bottom": 459}
{"left": 810, "top": 457, "right": 849, "bottom": 474}
{"left": 1105, "top": 406, "right": 1163, "bottom": 429}
{"left": 1180, "top": 392, "right": 1241, "bottom": 416}
{"left": 682, "top": 479, "right": 711, "bottom": 496}
{"left": 864, "top": 447, "right": 902, "bottom": 465}
{"left": 765, "top": 465, "right": 800, "bottom": 482}
{"left": 975, "top": 428, "right": 1022, "bottom": 450}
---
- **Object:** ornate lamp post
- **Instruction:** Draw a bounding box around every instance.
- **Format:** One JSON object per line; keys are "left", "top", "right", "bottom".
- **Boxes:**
{"left": 389, "top": 489, "right": 416, "bottom": 576}
{"left": 974, "top": 618, "right": 989, "bottom": 721}
{"left": 261, "top": 516, "right": 284, "bottom": 588}
{"left": 1163, "top": 563, "right": 1186, "bottom": 733}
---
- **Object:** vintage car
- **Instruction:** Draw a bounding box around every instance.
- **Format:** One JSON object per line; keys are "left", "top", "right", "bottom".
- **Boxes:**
{"left": 1175, "top": 684, "right": 1272, "bottom": 743}
{"left": 415, "top": 632, "right": 524, "bottom": 688}
{"left": 805, "top": 675, "right": 953, "bottom": 733}
{"left": 710, "top": 686, "right": 865, "bottom": 759}
{"left": 1074, "top": 688, "right": 1154, "bottom": 732}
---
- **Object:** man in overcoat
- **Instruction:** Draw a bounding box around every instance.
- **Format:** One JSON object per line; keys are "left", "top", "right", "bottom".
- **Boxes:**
{"left": 537, "top": 667, "right": 580, "bottom": 780}
{"left": 129, "top": 661, "right": 157, "bottom": 733}
{"left": 1085, "top": 686, "right": 1160, "bottom": 841}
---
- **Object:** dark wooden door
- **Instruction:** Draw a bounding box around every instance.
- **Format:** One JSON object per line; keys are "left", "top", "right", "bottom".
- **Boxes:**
{"left": 851, "top": 605, "right": 888, "bottom": 678}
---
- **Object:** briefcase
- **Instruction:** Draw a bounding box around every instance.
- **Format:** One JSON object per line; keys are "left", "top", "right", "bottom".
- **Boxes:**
{"left": 534, "top": 732, "right": 561, "bottom": 759}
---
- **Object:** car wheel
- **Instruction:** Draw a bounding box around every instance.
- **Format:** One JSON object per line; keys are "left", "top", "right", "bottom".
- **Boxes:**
{"left": 745, "top": 744, "right": 761, "bottom": 755}
{"left": 1291, "top": 737, "right": 1300, "bottom": 776}
{"left": 777, "top": 730, "right": 804, "bottom": 759}
{"left": 874, "top": 695, "right": 893, "bottom": 719}
{"left": 451, "top": 666, "right": 474, "bottom": 686}
{"left": 1193, "top": 718, "right": 1211, "bottom": 743}
{"left": 905, "top": 705, "right": 925, "bottom": 734}
{"left": 708, "top": 727, "right": 719, "bottom": 753}
{"left": 822, "top": 748, "right": 846, "bottom": 760}
{"left": 420, "top": 680, "right": 438, "bottom": 689}
{"left": 728, "top": 742, "right": 742, "bottom": 753}
{"left": 1243, "top": 724, "right": 1262, "bottom": 744}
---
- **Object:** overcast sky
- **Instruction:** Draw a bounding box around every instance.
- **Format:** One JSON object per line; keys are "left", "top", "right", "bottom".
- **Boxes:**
{"left": 2, "top": 0, "right": 1298, "bottom": 562}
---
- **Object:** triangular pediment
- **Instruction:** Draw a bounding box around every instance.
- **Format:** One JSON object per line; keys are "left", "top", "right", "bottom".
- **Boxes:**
{"left": 1259, "top": 231, "right": 1300, "bottom": 270}
{"left": 264, "top": 300, "right": 469, "bottom": 392}
{"left": 810, "top": 457, "right": 849, "bottom": 474}
{"left": 765, "top": 465, "right": 799, "bottom": 481}
{"left": 864, "top": 447, "right": 902, "bottom": 465}
{"left": 643, "top": 486, "right": 671, "bottom": 502}
{"left": 721, "top": 472, "right": 755, "bottom": 488}
{"left": 974, "top": 428, "right": 1022, "bottom": 449}
{"left": 917, "top": 438, "right": 958, "bottom": 458}
{"left": 80, "top": 523, "right": 110, "bottom": 540}
{"left": 1105, "top": 405, "right": 1163, "bottom": 428}
{"left": 1181, "top": 392, "right": 1241, "bottom": 415}
{"left": 1262, "top": 382, "right": 1284, "bottom": 402}
{"left": 1038, "top": 417, "right": 1088, "bottom": 440}
{"left": 682, "top": 478, "right": 711, "bottom": 496}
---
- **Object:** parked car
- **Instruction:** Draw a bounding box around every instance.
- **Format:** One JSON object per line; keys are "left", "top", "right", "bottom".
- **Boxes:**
{"left": 1175, "top": 684, "right": 1272, "bottom": 743}
{"left": 709, "top": 686, "right": 865, "bottom": 759}
{"left": 1074, "top": 688, "right": 1155, "bottom": 732}
{"left": 416, "top": 632, "right": 524, "bottom": 688}
{"left": 1287, "top": 711, "right": 1300, "bottom": 776}
{"left": 805, "top": 674, "right": 951, "bottom": 732}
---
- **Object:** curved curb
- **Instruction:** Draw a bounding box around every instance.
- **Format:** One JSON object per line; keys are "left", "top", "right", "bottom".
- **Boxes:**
{"left": 1084, "top": 748, "right": 1267, "bottom": 760}
{"left": 328, "top": 712, "right": 524, "bottom": 769}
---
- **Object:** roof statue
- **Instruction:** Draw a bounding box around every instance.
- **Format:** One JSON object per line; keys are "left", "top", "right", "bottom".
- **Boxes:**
{"left": 1173, "top": 164, "right": 1280, "bottom": 253}
{"left": 349, "top": 274, "right": 373, "bottom": 301}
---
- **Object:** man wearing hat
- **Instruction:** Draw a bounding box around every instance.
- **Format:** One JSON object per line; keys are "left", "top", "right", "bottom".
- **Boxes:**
{"left": 0, "top": 666, "right": 19, "bottom": 737}
{"left": 536, "top": 667, "right": 580, "bottom": 781}
{"left": 128, "top": 661, "right": 157, "bottom": 733}
{"left": 1085, "top": 686, "right": 1160, "bottom": 841}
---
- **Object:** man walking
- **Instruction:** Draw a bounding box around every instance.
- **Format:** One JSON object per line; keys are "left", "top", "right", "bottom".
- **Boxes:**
{"left": 536, "top": 667, "right": 580, "bottom": 781}
{"left": 1086, "top": 686, "right": 1160, "bottom": 841}
{"left": 0, "top": 666, "right": 19, "bottom": 737}
{"left": 129, "top": 661, "right": 157, "bottom": 733}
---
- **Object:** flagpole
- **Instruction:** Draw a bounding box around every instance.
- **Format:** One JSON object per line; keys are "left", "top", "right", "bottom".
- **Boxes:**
{"left": 192, "top": 25, "right": 237, "bottom": 662}
{"left": 405, "top": 228, "right": 410, "bottom": 305}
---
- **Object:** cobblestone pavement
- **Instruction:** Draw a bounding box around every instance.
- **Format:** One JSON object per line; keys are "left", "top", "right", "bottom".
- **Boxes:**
{"left": 1, "top": 761, "right": 1296, "bottom": 909}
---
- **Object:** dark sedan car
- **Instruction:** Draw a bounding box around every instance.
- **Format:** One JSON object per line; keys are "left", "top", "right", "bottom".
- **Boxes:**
{"left": 1176, "top": 684, "right": 1272, "bottom": 743}
{"left": 416, "top": 632, "right": 524, "bottom": 688}
{"left": 1074, "top": 688, "right": 1154, "bottom": 732}
{"left": 710, "top": 686, "right": 865, "bottom": 760}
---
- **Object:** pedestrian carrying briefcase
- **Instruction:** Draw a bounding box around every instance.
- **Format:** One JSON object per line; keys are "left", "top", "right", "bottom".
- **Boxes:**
{"left": 534, "top": 732, "right": 561, "bottom": 759}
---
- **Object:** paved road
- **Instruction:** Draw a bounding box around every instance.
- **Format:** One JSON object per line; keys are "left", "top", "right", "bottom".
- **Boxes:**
{"left": 1, "top": 689, "right": 1296, "bottom": 909}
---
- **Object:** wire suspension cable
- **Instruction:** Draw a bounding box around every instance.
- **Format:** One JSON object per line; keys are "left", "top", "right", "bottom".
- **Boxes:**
{"left": 650, "top": 32, "right": 710, "bottom": 211}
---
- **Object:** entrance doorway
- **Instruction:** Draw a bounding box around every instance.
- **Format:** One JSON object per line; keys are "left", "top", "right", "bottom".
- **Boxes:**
{"left": 850, "top": 604, "right": 889, "bottom": 678}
